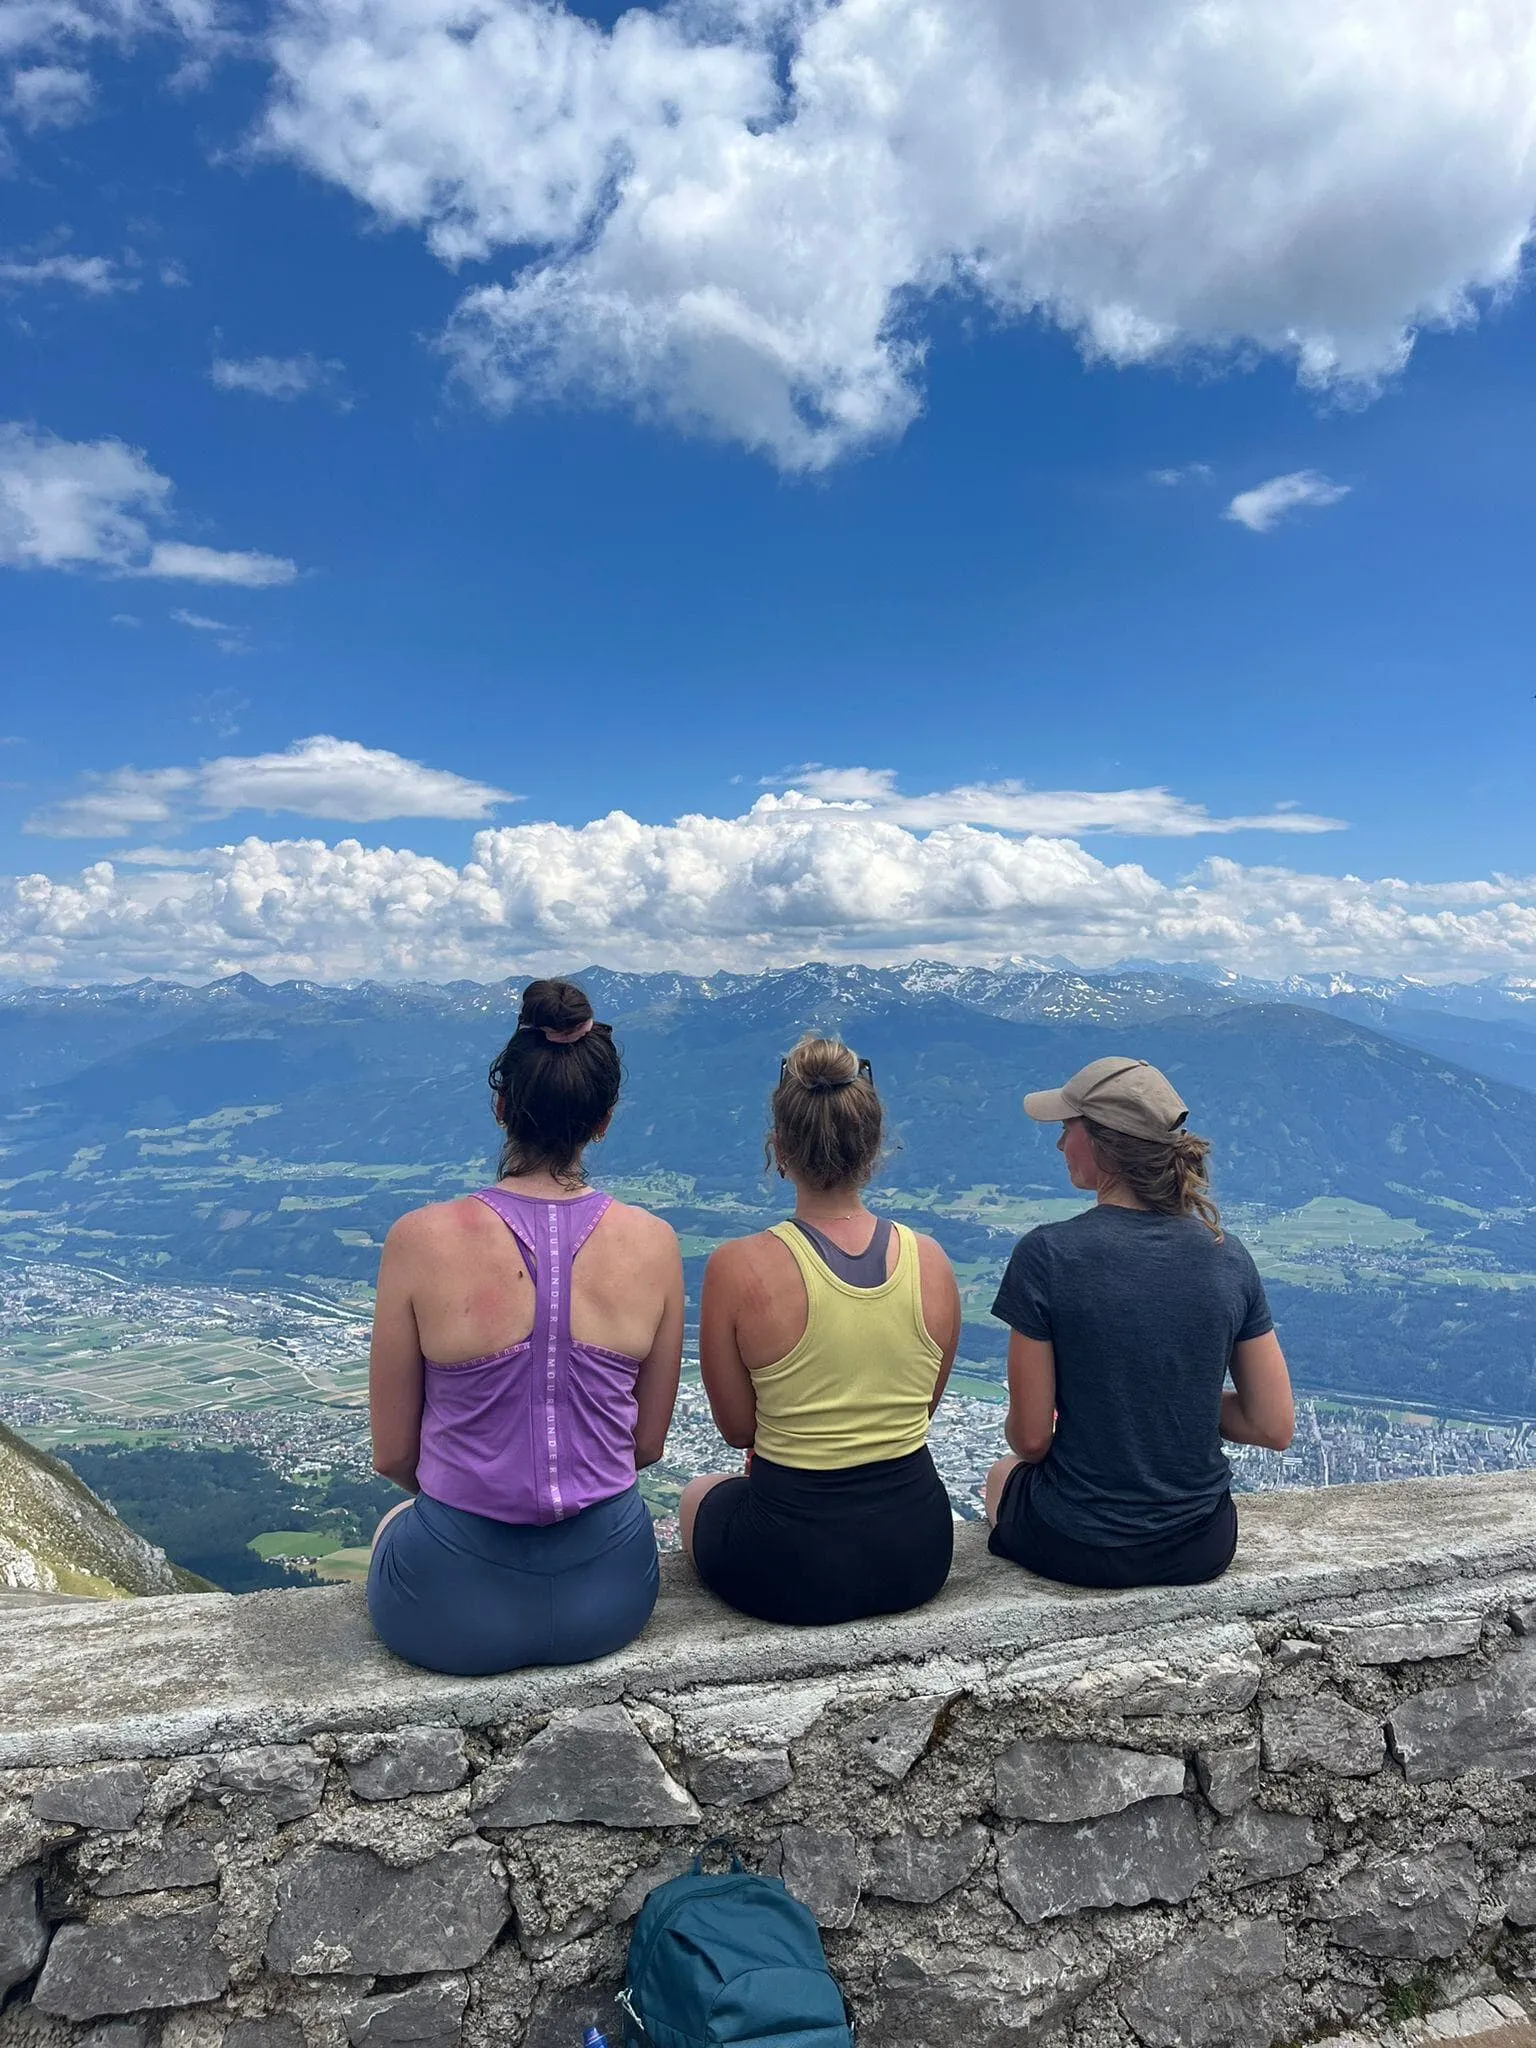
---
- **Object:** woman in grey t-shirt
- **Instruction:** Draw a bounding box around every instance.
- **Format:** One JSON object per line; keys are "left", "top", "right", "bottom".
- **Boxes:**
{"left": 985, "top": 1056, "right": 1295, "bottom": 1588}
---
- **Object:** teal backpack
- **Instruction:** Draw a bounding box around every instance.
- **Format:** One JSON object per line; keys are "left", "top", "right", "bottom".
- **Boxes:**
{"left": 618, "top": 1852, "right": 855, "bottom": 2048}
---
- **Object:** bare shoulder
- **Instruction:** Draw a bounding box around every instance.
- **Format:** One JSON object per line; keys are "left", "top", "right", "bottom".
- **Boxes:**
{"left": 601, "top": 1199, "right": 680, "bottom": 1260}
{"left": 384, "top": 1195, "right": 486, "bottom": 1250}
{"left": 705, "top": 1229, "right": 782, "bottom": 1277}
{"left": 911, "top": 1229, "right": 957, "bottom": 1279}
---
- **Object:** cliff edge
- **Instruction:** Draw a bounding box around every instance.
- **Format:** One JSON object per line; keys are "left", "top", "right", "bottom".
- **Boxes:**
{"left": 0, "top": 1420, "right": 205, "bottom": 1598}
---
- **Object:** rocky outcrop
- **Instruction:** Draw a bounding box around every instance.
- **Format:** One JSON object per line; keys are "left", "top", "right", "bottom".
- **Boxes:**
{"left": 0, "top": 1421, "right": 200, "bottom": 1599}
{"left": 3, "top": 1472, "right": 1536, "bottom": 2048}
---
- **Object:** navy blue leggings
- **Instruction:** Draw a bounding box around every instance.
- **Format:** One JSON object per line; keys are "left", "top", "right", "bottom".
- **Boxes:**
{"left": 367, "top": 1485, "right": 659, "bottom": 1676}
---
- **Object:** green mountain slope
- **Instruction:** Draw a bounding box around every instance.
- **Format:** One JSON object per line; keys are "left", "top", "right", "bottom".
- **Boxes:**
{"left": 0, "top": 1421, "right": 208, "bottom": 1597}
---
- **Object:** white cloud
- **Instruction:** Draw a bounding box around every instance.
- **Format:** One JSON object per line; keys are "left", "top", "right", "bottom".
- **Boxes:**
{"left": 25, "top": 734, "right": 519, "bottom": 837}
{"left": 3, "top": 810, "right": 1534, "bottom": 983}
{"left": 0, "top": 424, "right": 300, "bottom": 585}
{"left": 0, "top": 251, "right": 131, "bottom": 294}
{"left": 208, "top": 352, "right": 342, "bottom": 400}
{"left": 258, "top": 0, "right": 1536, "bottom": 469}
{"left": 1225, "top": 470, "right": 1352, "bottom": 534}
{"left": 6, "top": 62, "right": 93, "bottom": 127}
{"left": 760, "top": 767, "right": 1346, "bottom": 837}
{"left": 1151, "top": 463, "right": 1214, "bottom": 487}
{"left": 171, "top": 607, "right": 234, "bottom": 633}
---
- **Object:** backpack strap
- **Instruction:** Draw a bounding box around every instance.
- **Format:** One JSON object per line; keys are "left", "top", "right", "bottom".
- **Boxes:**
{"left": 692, "top": 1835, "right": 744, "bottom": 1875}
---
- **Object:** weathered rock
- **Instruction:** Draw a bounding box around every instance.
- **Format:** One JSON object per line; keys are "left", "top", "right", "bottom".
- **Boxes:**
{"left": 1120, "top": 1916, "right": 1291, "bottom": 2048}
{"left": 345, "top": 1974, "right": 468, "bottom": 2047}
{"left": 778, "top": 1826, "right": 861, "bottom": 1930}
{"left": 520, "top": 1986, "right": 624, "bottom": 2048}
{"left": 33, "top": 1908, "right": 230, "bottom": 2021}
{"left": 342, "top": 1728, "right": 468, "bottom": 1803}
{"left": 0, "top": 1861, "right": 47, "bottom": 1998}
{"left": 265, "top": 1840, "right": 508, "bottom": 1975}
{"left": 1212, "top": 1806, "right": 1324, "bottom": 1885}
{"left": 1322, "top": 1844, "right": 1481, "bottom": 1959}
{"left": 473, "top": 1707, "right": 698, "bottom": 1830}
{"left": 1505, "top": 1855, "right": 1536, "bottom": 1927}
{"left": 871, "top": 1935, "right": 1106, "bottom": 2048}
{"left": 1196, "top": 1738, "right": 1260, "bottom": 1816}
{"left": 866, "top": 1827, "right": 988, "bottom": 1904}
{"left": 841, "top": 1695, "right": 952, "bottom": 1781}
{"left": 1389, "top": 1643, "right": 1536, "bottom": 1783}
{"left": 92, "top": 1843, "right": 222, "bottom": 1896}
{"left": 32, "top": 1763, "right": 150, "bottom": 1832}
{"left": 1273, "top": 1639, "right": 1322, "bottom": 1667}
{"left": 225, "top": 2021, "right": 306, "bottom": 2048}
{"left": 79, "top": 2023, "right": 152, "bottom": 2048}
{"left": 994, "top": 1737, "right": 1185, "bottom": 1823}
{"left": 1005, "top": 1622, "right": 1262, "bottom": 1718}
{"left": 996, "top": 1797, "right": 1208, "bottom": 1925}
{"left": 609, "top": 1852, "right": 693, "bottom": 1924}
{"left": 200, "top": 1745, "right": 327, "bottom": 1823}
{"left": 686, "top": 1747, "right": 791, "bottom": 1806}
{"left": 1317, "top": 1616, "right": 1483, "bottom": 1664}
{"left": 1261, "top": 1696, "right": 1384, "bottom": 1778}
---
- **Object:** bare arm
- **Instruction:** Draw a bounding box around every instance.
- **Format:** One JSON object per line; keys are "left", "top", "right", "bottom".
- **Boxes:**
{"left": 633, "top": 1232, "right": 685, "bottom": 1467}
{"left": 916, "top": 1232, "right": 963, "bottom": 1415}
{"left": 1004, "top": 1330, "right": 1057, "bottom": 1462}
{"left": 369, "top": 1220, "right": 425, "bottom": 1491}
{"left": 1221, "top": 1330, "right": 1295, "bottom": 1451}
{"left": 698, "top": 1245, "right": 758, "bottom": 1451}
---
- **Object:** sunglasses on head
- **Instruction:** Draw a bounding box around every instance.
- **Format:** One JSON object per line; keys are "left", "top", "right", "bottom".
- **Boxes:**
{"left": 779, "top": 1055, "right": 874, "bottom": 1084}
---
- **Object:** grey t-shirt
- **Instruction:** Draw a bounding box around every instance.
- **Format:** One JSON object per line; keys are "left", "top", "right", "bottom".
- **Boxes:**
{"left": 991, "top": 1204, "right": 1274, "bottom": 1545}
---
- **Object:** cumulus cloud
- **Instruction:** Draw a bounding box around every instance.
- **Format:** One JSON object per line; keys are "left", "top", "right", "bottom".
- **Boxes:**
{"left": 1225, "top": 470, "right": 1352, "bottom": 534}
{"left": 3, "top": 811, "right": 1534, "bottom": 983}
{"left": 0, "top": 424, "right": 299, "bottom": 585}
{"left": 208, "top": 352, "right": 343, "bottom": 400}
{"left": 6, "top": 62, "right": 93, "bottom": 128}
{"left": 762, "top": 768, "right": 1345, "bottom": 837}
{"left": 0, "top": 251, "right": 130, "bottom": 294}
{"left": 25, "top": 734, "right": 519, "bottom": 837}
{"left": 257, "top": 0, "right": 1536, "bottom": 469}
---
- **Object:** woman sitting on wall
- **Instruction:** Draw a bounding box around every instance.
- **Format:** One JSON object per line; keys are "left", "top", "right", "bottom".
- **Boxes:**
{"left": 366, "top": 978, "right": 684, "bottom": 1676}
{"left": 985, "top": 1056, "right": 1294, "bottom": 1589}
{"left": 681, "top": 1036, "right": 961, "bottom": 1625}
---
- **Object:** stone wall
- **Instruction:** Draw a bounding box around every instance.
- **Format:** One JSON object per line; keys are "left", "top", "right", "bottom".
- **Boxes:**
{"left": 6, "top": 1473, "right": 1536, "bottom": 2048}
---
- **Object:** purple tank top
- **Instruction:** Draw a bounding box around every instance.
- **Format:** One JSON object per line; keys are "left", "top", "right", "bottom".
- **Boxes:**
{"left": 414, "top": 1187, "right": 643, "bottom": 1527}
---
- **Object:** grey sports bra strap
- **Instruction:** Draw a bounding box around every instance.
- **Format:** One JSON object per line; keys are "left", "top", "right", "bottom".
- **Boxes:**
{"left": 790, "top": 1216, "right": 894, "bottom": 1288}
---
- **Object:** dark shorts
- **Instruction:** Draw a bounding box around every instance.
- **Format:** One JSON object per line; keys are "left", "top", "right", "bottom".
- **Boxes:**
{"left": 691, "top": 1446, "right": 953, "bottom": 1626}
{"left": 989, "top": 1463, "right": 1238, "bottom": 1590}
{"left": 367, "top": 1484, "right": 658, "bottom": 1676}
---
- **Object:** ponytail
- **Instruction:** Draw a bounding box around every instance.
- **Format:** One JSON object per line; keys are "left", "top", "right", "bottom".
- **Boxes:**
{"left": 1081, "top": 1116, "right": 1223, "bottom": 1239}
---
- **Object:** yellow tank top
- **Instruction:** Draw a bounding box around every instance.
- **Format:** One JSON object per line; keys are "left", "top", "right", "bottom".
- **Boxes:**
{"left": 748, "top": 1221, "right": 943, "bottom": 1470}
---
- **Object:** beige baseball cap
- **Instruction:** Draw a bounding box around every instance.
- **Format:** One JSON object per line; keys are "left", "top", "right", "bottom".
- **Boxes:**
{"left": 1023, "top": 1056, "right": 1189, "bottom": 1141}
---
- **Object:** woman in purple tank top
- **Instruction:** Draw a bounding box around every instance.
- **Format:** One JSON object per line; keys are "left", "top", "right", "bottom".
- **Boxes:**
{"left": 365, "top": 979, "right": 684, "bottom": 1676}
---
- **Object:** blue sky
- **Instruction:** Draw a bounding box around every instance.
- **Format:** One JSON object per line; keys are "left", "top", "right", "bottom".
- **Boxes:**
{"left": 2, "top": 0, "right": 1535, "bottom": 983}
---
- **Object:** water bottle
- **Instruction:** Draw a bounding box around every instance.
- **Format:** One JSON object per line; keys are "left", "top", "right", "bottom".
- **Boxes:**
{"left": 582, "top": 2028, "right": 609, "bottom": 2048}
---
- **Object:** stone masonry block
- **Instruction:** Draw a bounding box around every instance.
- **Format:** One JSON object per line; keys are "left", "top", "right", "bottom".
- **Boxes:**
{"left": 1322, "top": 1844, "right": 1481, "bottom": 1960}
{"left": 32, "top": 1763, "right": 150, "bottom": 1832}
{"left": 1261, "top": 1696, "right": 1384, "bottom": 1778}
{"left": 92, "top": 1842, "right": 222, "bottom": 1896}
{"left": 342, "top": 1728, "right": 468, "bottom": 1803}
{"left": 994, "top": 1738, "right": 1185, "bottom": 1823}
{"left": 1211, "top": 1806, "right": 1325, "bottom": 1886}
{"left": 778, "top": 1826, "right": 861, "bottom": 1930}
{"left": 1004, "top": 1622, "right": 1261, "bottom": 1718}
{"left": 1317, "top": 1616, "right": 1483, "bottom": 1665}
{"left": 686, "top": 1747, "right": 791, "bottom": 1806}
{"left": 1120, "top": 1916, "right": 1291, "bottom": 2048}
{"left": 345, "top": 1974, "right": 468, "bottom": 2047}
{"left": 841, "top": 1695, "right": 952, "bottom": 1781}
{"left": 1389, "top": 1643, "right": 1536, "bottom": 1783}
{"left": 609, "top": 1852, "right": 693, "bottom": 1925}
{"left": 1506, "top": 1855, "right": 1536, "bottom": 1927}
{"left": 473, "top": 1706, "right": 699, "bottom": 1829}
{"left": 225, "top": 2021, "right": 307, "bottom": 2048}
{"left": 200, "top": 1746, "right": 327, "bottom": 1823}
{"left": 996, "top": 1796, "right": 1208, "bottom": 1925}
{"left": 265, "top": 1840, "right": 508, "bottom": 1975}
{"left": 33, "top": 1907, "right": 230, "bottom": 2021}
{"left": 0, "top": 1862, "right": 47, "bottom": 1998}
{"left": 1196, "top": 1737, "right": 1260, "bottom": 1816}
{"left": 866, "top": 1827, "right": 988, "bottom": 1905}
{"left": 872, "top": 1933, "right": 1106, "bottom": 2048}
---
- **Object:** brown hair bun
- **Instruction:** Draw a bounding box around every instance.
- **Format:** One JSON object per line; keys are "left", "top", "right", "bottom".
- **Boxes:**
{"left": 768, "top": 1035, "right": 883, "bottom": 1191}
{"left": 487, "top": 978, "right": 621, "bottom": 1186}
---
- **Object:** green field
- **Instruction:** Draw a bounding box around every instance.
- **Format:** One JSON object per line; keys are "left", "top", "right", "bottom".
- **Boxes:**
{"left": 250, "top": 1529, "right": 343, "bottom": 1560}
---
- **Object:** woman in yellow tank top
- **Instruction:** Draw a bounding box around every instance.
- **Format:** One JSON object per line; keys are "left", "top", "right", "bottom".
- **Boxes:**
{"left": 681, "top": 1036, "right": 961, "bottom": 1624}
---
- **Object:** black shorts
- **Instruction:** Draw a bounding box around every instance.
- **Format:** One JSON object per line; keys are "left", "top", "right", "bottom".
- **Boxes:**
{"left": 691, "top": 1446, "right": 954, "bottom": 1626}
{"left": 989, "top": 1463, "right": 1238, "bottom": 1590}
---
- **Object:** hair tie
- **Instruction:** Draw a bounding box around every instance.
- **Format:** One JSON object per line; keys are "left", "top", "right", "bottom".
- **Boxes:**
{"left": 543, "top": 1018, "right": 595, "bottom": 1044}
